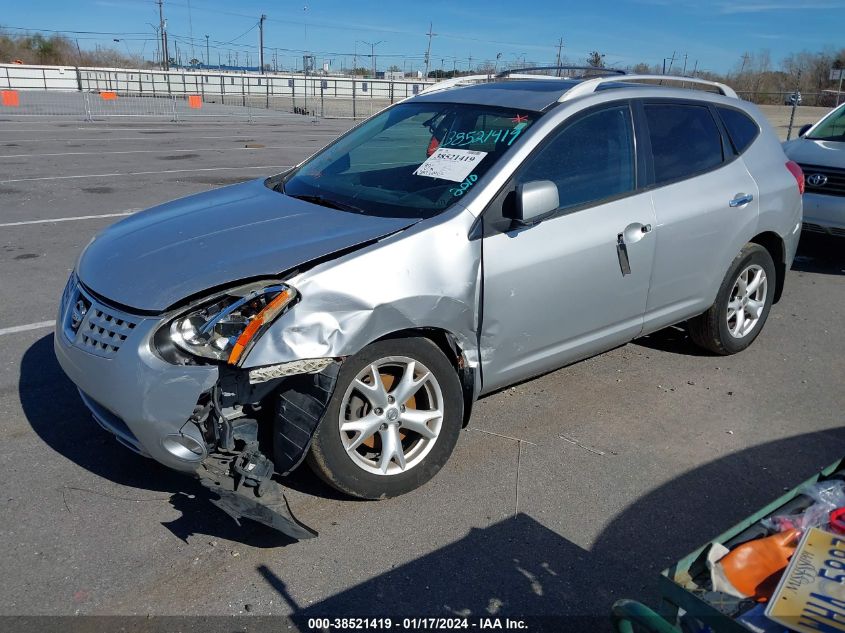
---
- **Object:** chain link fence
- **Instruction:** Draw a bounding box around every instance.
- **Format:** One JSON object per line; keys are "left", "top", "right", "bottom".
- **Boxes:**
{"left": 736, "top": 91, "right": 842, "bottom": 107}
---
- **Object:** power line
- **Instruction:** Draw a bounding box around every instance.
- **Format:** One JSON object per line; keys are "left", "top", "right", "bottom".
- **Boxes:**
{"left": 1, "top": 25, "right": 150, "bottom": 36}
{"left": 220, "top": 21, "right": 259, "bottom": 46}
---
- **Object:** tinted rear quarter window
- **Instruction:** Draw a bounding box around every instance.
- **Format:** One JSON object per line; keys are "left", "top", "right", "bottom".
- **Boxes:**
{"left": 717, "top": 107, "right": 760, "bottom": 153}
{"left": 644, "top": 103, "right": 724, "bottom": 185}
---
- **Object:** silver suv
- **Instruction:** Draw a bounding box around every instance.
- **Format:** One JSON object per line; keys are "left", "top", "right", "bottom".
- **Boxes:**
{"left": 55, "top": 72, "right": 803, "bottom": 537}
{"left": 783, "top": 102, "right": 845, "bottom": 237}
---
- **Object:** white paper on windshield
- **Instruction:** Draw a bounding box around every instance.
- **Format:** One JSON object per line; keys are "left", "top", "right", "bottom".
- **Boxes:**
{"left": 414, "top": 148, "right": 487, "bottom": 182}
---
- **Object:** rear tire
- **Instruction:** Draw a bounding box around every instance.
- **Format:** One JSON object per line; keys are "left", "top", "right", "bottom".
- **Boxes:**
{"left": 307, "top": 337, "right": 463, "bottom": 499}
{"left": 689, "top": 243, "right": 776, "bottom": 355}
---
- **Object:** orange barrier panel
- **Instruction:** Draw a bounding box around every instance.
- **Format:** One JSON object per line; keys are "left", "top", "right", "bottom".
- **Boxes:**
{"left": 188, "top": 95, "right": 202, "bottom": 109}
{"left": 1, "top": 90, "right": 20, "bottom": 107}
{"left": 100, "top": 91, "right": 118, "bottom": 101}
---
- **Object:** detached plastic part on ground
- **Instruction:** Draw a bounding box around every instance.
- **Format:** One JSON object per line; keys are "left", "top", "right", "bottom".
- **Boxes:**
{"left": 197, "top": 451, "right": 317, "bottom": 540}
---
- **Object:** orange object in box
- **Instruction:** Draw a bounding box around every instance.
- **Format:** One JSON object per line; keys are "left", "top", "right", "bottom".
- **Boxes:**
{"left": 188, "top": 95, "right": 202, "bottom": 109}
{"left": 720, "top": 528, "right": 801, "bottom": 602}
{"left": 100, "top": 91, "right": 118, "bottom": 100}
{"left": 1, "top": 90, "right": 20, "bottom": 107}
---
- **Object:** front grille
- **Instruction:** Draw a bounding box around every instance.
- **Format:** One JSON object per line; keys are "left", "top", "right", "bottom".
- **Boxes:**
{"left": 802, "top": 222, "right": 845, "bottom": 237}
{"left": 61, "top": 276, "right": 141, "bottom": 358}
{"left": 802, "top": 222, "right": 827, "bottom": 234}
{"left": 799, "top": 163, "right": 845, "bottom": 198}
{"left": 79, "top": 305, "right": 138, "bottom": 357}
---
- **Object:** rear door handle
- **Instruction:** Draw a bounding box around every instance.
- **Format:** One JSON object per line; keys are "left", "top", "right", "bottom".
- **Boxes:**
{"left": 729, "top": 193, "right": 754, "bottom": 207}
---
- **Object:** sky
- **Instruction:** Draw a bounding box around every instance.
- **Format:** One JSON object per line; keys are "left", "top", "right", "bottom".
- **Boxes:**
{"left": 2, "top": 0, "right": 842, "bottom": 74}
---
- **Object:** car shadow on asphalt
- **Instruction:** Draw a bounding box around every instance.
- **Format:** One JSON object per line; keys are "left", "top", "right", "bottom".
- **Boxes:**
{"left": 257, "top": 428, "right": 845, "bottom": 632}
{"left": 19, "top": 333, "right": 311, "bottom": 548}
{"left": 792, "top": 233, "right": 845, "bottom": 276}
{"left": 632, "top": 325, "right": 710, "bottom": 357}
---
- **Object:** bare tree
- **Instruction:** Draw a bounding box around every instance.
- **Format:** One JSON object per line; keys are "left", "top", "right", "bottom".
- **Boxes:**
{"left": 586, "top": 51, "right": 605, "bottom": 68}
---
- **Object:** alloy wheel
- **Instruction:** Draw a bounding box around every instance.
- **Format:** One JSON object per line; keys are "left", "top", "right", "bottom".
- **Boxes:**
{"left": 338, "top": 356, "right": 444, "bottom": 475}
{"left": 726, "top": 264, "right": 768, "bottom": 339}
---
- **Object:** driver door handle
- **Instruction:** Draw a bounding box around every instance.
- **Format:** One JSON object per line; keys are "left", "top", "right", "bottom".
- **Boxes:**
{"left": 729, "top": 193, "right": 754, "bottom": 208}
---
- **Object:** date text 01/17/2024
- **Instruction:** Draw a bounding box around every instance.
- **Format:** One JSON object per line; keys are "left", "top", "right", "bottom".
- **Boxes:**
{"left": 305, "top": 617, "right": 529, "bottom": 630}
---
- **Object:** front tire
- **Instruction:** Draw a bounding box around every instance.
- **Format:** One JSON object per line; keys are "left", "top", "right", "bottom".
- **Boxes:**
{"left": 307, "top": 337, "right": 463, "bottom": 499}
{"left": 689, "top": 243, "right": 776, "bottom": 355}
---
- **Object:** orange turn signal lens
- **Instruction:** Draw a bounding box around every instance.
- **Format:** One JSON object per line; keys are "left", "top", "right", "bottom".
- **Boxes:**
{"left": 227, "top": 288, "right": 294, "bottom": 365}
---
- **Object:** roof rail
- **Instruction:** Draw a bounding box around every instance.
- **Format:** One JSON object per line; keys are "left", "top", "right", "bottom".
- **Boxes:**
{"left": 560, "top": 74, "right": 738, "bottom": 102}
{"left": 417, "top": 74, "right": 492, "bottom": 95}
{"left": 417, "top": 72, "right": 564, "bottom": 96}
{"left": 496, "top": 65, "right": 626, "bottom": 78}
{"left": 417, "top": 66, "right": 624, "bottom": 96}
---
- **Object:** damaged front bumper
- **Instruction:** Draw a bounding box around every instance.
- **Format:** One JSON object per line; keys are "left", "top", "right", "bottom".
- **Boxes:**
{"left": 54, "top": 312, "right": 218, "bottom": 472}
{"left": 54, "top": 281, "right": 337, "bottom": 539}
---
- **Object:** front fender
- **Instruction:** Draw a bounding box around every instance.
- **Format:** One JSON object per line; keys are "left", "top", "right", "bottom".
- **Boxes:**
{"left": 243, "top": 207, "right": 482, "bottom": 372}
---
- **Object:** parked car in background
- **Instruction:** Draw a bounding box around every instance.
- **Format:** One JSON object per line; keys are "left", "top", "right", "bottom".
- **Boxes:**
{"left": 55, "top": 71, "right": 804, "bottom": 537}
{"left": 783, "top": 102, "right": 845, "bottom": 237}
{"left": 784, "top": 91, "right": 802, "bottom": 106}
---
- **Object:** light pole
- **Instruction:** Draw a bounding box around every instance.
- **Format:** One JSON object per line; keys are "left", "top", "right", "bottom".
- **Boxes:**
{"left": 205, "top": 34, "right": 210, "bottom": 68}
{"left": 359, "top": 40, "right": 385, "bottom": 78}
{"left": 147, "top": 23, "right": 161, "bottom": 68}
{"left": 113, "top": 38, "right": 132, "bottom": 58}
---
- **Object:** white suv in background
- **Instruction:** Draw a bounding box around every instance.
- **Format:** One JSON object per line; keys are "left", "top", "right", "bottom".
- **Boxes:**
{"left": 784, "top": 102, "right": 845, "bottom": 237}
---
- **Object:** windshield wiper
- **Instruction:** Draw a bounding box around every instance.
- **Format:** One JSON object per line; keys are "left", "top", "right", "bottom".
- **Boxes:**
{"left": 287, "top": 193, "right": 365, "bottom": 214}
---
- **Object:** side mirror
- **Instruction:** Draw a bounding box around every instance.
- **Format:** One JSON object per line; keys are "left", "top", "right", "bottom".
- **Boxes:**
{"left": 511, "top": 180, "right": 559, "bottom": 225}
{"left": 798, "top": 124, "right": 812, "bottom": 138}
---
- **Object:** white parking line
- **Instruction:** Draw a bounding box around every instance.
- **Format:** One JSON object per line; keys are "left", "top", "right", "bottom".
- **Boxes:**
{"left": 0, "top": 211, "right": 137, "bottom": 228}
{"left": 1, "top": 126, "right": 347, "bottom": 134}
{"left": 0, "top": 321, "right": 55, "bottom": 336}
{"left": 4, "top": 134, "right": 341, "bottom": 143}
{"left": 1, "top": 127, "right": 259, "bottom": 133}
{"left": 0, "top": 146, "right": 306, "bottom": 158}
{"left": 0, "top": 165, "right": 292, "bottom": 184}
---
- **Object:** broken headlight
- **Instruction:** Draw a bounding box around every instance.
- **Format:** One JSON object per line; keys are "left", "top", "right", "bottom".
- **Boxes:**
{"left": 165, "top": 282, "right": 297, "bottom": 365}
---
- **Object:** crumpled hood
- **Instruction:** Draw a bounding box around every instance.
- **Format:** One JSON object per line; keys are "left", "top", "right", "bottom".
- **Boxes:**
{"left": 783, "top": 138, "right": 845, "bottom": 169}
{"left": 77, "top": 178, "right": 418, "bottom": 312}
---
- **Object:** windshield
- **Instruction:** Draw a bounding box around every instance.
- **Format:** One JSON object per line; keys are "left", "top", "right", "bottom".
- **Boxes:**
{"left": 281, "top": 102, "right": 538, "bottom": 219}
{"left": 807, "top": 103, "right": 845, "bottom": 141}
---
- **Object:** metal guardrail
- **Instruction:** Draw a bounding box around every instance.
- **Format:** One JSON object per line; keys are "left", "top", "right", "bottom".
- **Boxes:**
{"left": 1, "top": 63, "right": 429, "bottom": 120}
{"left": 0, "top": 89, "right": 397, "bottom": 121}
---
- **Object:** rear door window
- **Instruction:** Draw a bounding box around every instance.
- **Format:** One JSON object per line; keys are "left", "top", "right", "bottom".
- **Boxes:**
{"left": 717, "top": 107, "right": 760, "bottom": 154}
{"left": 644, "top": 103, "right": 724, "bottom": 185}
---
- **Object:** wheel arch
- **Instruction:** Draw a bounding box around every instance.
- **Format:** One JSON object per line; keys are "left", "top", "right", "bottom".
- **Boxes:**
{"left": 374, "top": 327, "right": 477, "bottom": 427}
{"left": 749, "top": 231, "right": 786, "bottom": 303}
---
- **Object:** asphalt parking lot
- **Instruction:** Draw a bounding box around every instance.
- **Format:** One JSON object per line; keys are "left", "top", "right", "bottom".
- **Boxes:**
{"left": 1, "top": 109, "right": 844, "bottom": 629}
